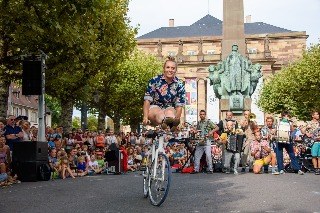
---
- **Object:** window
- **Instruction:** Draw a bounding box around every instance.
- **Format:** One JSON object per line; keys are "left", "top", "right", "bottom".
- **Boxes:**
{"left": 247, "top": 48, "right": 257, "bottom": 54}
{"left": 187, "top": 50, "right": 196, "bottom": 56}
{"left": 168, "top": 51, "right": 176, "bottom": 56}
{"left": 206, "top": 50, "right": 215, "bottom": 55}
{"left": 31, "top": 111, "right": 37, "bottom": 122}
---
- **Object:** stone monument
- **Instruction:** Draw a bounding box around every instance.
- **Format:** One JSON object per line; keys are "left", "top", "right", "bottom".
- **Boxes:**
{"left": 208, "top": 44, "right": 262, "bottom": 115}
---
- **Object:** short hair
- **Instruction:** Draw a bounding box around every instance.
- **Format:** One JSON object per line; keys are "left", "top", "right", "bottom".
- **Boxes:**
{"left": 265, "top": 116, "right": 274, "bottom": 122}
{"left": 281, "top": 110, "right": 291, "bottom": 117}
{"left": 199, "top": 110, "right": 206, "bottom": 114}
{"left": 311, "top": 110, "right": 319, "bottom": 116}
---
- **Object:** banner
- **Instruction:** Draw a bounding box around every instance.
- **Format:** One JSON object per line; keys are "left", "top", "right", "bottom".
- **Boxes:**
{"left": 251, "top": 78, "right": 265, "bottom": 125}
{"left": 185, "top": 78, "right": 197, "bottom": 124}
{"left": 207, "top": 80, "right": 220, "bottom": 124}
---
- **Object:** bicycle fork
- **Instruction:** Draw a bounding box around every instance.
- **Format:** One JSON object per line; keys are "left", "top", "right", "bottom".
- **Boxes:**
{"left": 151, "top": 135, "right": 165, "bottom": 182}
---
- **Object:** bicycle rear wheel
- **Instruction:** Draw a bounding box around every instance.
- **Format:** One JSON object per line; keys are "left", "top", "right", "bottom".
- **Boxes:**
{"left": 148, "top": 153, "right": 171, "bottom": 206}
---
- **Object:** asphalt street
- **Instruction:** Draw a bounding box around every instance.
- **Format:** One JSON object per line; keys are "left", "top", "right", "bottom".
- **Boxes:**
{"left": 1, "top": 171, "right": 320, "bottom": 213}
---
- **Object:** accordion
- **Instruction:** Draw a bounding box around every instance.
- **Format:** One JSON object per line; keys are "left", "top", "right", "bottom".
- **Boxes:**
{"left": 225, "top": 133, "right": 245, "bottom": 152}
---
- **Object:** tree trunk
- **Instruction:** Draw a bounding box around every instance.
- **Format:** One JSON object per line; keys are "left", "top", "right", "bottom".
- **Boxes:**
{"left": 113, "top": 112, "right": 121, "bottom": 133}
{"left": 80, "top": 101, "right": 88, "bottom": 131}
{"left": 60, "top": 98, "right": 74, "bottom": 133}
{"left": 97, "top": 110, "right": 106, "bottom": 131}
{"left": 0, "top": 80, "right": 10, "bottom": 119}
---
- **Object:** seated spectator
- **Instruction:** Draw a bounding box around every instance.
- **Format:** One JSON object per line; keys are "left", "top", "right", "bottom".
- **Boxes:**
{"left": 251, "top": 131, "right": 279, "bottom": 175}
{"left": 48, "top": 148, "right": 59, "bottom": 178}
{"left": 58, "top": 156, "right": 76, "bottom": 179}
{"left": 96, "top": 152, "right": 106, "bottom": 173}
{"left": 76, "top": 155, "right": 88, "bottom": 177}
{"left": 88, "top": 154, "right": 103, "bottom": 174}
{"left": 48, "top": 135, "right": 55, "bottom": 149}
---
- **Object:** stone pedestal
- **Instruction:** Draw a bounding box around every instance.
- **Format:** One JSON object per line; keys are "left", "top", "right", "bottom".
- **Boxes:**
{"left": 219, "top": 97, "right": 252, "bottom": 122}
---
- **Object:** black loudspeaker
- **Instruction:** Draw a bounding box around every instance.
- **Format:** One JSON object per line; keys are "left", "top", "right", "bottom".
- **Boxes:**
{"left": 22, "top": 60, "right": 42, "bottom": 95}
{"left": 13, "top": 142, "right": 48, "bottom": 162}
{"left": 105, "top": 150, "right": 123, "bottom": 174}
{"left": 12, "top": 161, "right": 48, "bottom": 182}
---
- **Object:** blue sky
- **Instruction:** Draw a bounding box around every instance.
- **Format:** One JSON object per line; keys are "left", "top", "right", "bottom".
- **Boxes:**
{"left": 128, "top": 0, "right": 320, "bottom": 46}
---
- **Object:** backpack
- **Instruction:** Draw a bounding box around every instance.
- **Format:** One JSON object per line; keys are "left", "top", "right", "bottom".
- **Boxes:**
{"left": 38, "top": 163, "right": 51, "bottom": 181}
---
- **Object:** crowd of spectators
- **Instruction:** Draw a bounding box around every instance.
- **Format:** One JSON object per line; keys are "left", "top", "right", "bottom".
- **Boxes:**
{"left": 1, "top": 110, "right": 319, "bottom": 187}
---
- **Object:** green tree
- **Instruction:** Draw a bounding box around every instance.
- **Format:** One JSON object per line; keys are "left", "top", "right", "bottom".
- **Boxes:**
{"left": 258, "top": 43, "right": 320, "bottom": 120}
{"left": 72, "top": 116, "right": 80, "bottom": 129}
{"left": 89, "top": 49, "right": 162, "bottom": 132}
{"left": 87, "top": 114, "right": 98, "bottom": 131}
{"left": 0, "top": 0, "right": 137, "bottom": 133}
{"left": 45, "top": 95, "right": 61, "bottom": 127}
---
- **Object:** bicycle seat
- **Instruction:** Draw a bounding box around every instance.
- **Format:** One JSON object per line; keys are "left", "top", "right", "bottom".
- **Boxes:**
{"left": 146, "top": 130, "right": 158, "bottom": 139}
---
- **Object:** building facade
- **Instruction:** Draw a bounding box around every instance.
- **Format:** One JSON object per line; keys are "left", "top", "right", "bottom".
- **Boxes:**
{"left": 8, "top": 83, "right": 52, "bottom": 127}
{"left": 137, "top": 15, "right": 308, "bottom": 124}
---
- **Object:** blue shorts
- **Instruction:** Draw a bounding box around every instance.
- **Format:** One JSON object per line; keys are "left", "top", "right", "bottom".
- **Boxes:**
{"left": 0, "top": 173, "right": 8, "bottom": 182}
{"left": 311, "top": 142, "right": 320, "bottom": 157}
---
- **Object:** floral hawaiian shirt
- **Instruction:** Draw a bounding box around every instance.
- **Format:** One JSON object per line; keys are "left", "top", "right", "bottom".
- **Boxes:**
{"left": 250, "top": 139, "right": 270, "bottom": 159}
{"left": 144, "top": 74, "right": 186, "bottom": 108}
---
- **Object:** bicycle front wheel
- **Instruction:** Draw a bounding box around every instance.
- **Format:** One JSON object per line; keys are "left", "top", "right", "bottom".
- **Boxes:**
{"left": 148, "top": 153, "right": 171, "bottom": 206}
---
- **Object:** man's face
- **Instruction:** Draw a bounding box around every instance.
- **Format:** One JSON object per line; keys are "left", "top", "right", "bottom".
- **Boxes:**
{"left": 312, "top": 112, "right": 319, "bottom": 120}
{"left": 266, "top": 119, "right": 273, "bottom": 128}
{"left": 226, "top": 112, "right": 233, "bottom": 120}
{"left": 226, "top": 122, "right": 234, "bottom": 131}
{"left": 163, "top": 61, "right": 176, "bottom": 79}
{"left": 199, "top": 112, "right": 206, "bottom": 120}
{"left": 7, "top": 116, "right": 16, "bottom": 126}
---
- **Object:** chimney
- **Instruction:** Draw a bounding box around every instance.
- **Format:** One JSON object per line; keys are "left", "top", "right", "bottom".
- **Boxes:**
{"left": 245, "top": 15, "right": 252, "bottom": 23}
{"left": 169, "top": 19, "right": 174, "bottom": 27}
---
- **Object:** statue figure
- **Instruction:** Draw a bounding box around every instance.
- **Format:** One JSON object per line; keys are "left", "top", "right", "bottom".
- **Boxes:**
{"left": 157, "top": 40, "right": 162, "bottom": 56}
{"left": 178, "top": 40, "right": 183, "bottom": 54}
{"left": 249, "top": 64, "right": 263, "bottom": 96}
{"left": 208, "top": 44, "right": 262, "bottom": 101}
{"left": 264, "top": 35, "right": 270, "bottom": 52}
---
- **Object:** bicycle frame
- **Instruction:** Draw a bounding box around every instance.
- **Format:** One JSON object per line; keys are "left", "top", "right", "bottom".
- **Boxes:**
{"left": 150, "top": 133, "right": 166, "bottom": 181}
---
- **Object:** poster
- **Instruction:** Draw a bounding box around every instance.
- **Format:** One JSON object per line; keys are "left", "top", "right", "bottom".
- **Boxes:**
{"left": 185, "top": 78, "right": 197, "bottom": 124}
{"left": 251, "top": 78, "right": 265, "bottom": 125}
{"left": 207, "top": 80, "right": 220, "bottom": 124}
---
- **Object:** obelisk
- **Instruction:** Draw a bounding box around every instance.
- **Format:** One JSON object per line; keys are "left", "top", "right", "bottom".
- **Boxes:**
{"left": 222, "top": 0, "right": 246, "bottom": 59}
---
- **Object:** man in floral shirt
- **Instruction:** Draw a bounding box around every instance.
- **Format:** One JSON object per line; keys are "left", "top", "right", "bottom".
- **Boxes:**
{"left": 251, "top": 131, "right": 279, "bottom": 175}
{"left": 143, "top": 56, "right": 186, "bottom": 128}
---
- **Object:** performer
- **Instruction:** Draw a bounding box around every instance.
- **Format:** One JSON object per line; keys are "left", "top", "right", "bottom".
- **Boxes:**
{"left": 261, "top": 116, "right": 277, "bottom": 173}
{"left": 143, "top": 56, "right": 186, "bottom": 129}
{"left": 275, "top": 110, "right": 304, "bottom": 175}
{"left": 220, "top": 121, "right": 242, "bottom": 174}
{"left": 190, "top": 110, "right": 216, "bottom": 174}
{"left": 251, "top": 131, "right": 279, "bottom": 175}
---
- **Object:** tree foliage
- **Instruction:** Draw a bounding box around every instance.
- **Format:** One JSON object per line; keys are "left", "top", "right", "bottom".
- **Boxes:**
{"left": 89, "top": 49, "right": 162, "bottom": 131}
{"left": 258, "top": 43, "right": 320, "bottom": 120}
{"left": 0, "top": 0, "right": 137, "bottom": 132}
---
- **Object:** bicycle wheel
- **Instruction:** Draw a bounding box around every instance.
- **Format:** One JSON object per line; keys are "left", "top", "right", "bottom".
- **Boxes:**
{"left": 143, "top": 155, "right": 152, "bottom": 198}
{"left": 148, "top": 153, "right": 171, "bottom": 206}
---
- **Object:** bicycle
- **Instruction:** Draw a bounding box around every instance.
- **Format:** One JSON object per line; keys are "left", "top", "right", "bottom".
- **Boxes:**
{"left": 142, "top": 129, "right": 171, "bottom": 206}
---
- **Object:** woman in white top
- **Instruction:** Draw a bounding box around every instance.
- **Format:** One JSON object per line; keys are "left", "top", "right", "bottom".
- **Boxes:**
{"left": 20, "top": 120, "right": 32, "bottom": 141}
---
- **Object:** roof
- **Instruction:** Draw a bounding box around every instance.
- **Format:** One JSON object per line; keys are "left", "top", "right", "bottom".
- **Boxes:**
{"left": 138, "top": 14, "right": 293, "bottom": 39}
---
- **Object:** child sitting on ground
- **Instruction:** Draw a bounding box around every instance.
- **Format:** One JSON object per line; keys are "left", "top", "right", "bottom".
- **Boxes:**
{"left": 76, "top": 155, "right": 88, "bottom": 177}
{"left": 59, "top": 156, "right": 76, "bottom": 179}
{"left": 88, "top": 154, "right": 103, "bottom": 175}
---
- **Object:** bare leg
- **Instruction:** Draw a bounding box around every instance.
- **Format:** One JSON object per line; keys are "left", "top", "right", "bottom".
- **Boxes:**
{"left": 148, "top": 106, "right": 165, "bottom": 125}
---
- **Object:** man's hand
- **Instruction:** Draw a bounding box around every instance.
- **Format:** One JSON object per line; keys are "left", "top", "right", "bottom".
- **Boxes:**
{"left": 143, "top": 117, "right": 149, "bottom": 126}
